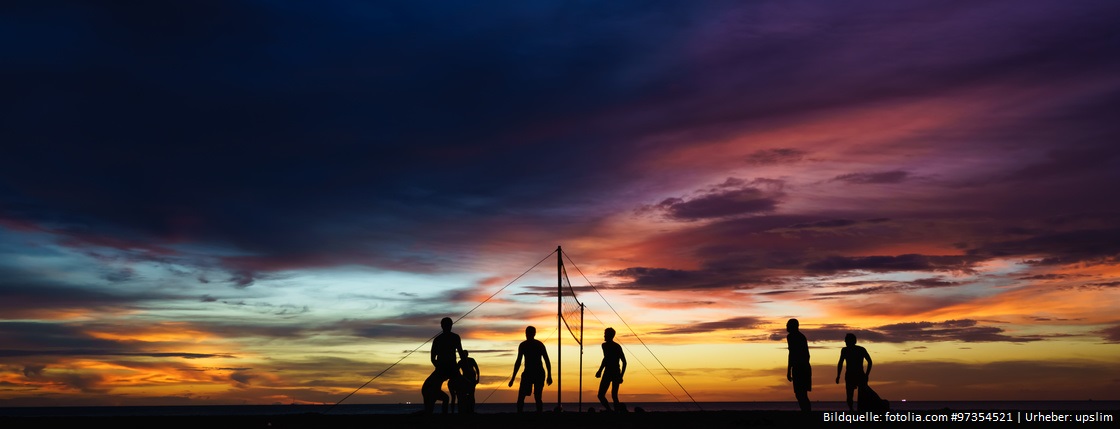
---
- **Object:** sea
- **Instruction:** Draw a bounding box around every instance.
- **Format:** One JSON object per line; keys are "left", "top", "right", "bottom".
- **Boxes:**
{"left": 0, "top": 401, "right": 1116, "bottom": 417}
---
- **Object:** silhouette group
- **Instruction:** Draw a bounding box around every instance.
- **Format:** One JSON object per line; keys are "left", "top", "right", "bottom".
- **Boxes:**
{"left": 785, "top": 318, "right": 887, "bottom": 413}
{"left": 421, "top": 318, "right": 633, "bottom": 414}
{"left": 422, "top": 317, "right": 468, "bottom": 414}
{"left": 422, "top": 316, "right": 883, "bottom": 414}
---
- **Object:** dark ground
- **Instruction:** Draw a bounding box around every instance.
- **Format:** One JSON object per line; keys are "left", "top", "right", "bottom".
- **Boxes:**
{"left": 2, "top": 409, "right": 1115, "bottom": 428}
{"left": 0, "top": 411, "right": 803, "bottom": 429}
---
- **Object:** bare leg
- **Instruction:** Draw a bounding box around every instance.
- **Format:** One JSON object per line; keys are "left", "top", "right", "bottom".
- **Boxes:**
{"left": 597, "top": 377, "right": 612, "bottom": 411}
{"left": 611, "top": 381, "right": 621, "bottom": 409}
{"left": 795, "top": 388, "right": 810, "bottom": 412}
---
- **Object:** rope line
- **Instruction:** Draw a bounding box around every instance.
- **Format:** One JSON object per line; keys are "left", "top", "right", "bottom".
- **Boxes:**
{"left": 583, "top": 306, "right": 684, "bottom": 404}
{"left": 326, "top": 249, "right": 558, "bottom": 413}
{"left": 563, "top": 249, "right": 704, "bottom": 411}
{"left": 477, "top": 324, "right": 559, "bottom": 406}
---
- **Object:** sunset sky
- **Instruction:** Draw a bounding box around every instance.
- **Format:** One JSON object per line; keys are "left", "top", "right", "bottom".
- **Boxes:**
{"left": 2, "top": 1, "right": 1119, "bottom": 407}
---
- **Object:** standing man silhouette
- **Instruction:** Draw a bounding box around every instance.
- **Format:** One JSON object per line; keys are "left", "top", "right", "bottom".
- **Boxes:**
{"left": 595, "top": 327, "right": 627, "bottom": 412}
{"left": 423, "top": 317, "right": 463, "bottom": 414}
{"left": 508, "top": 325, "right": 552, "bottom": 412}
{"left": 785, "top": 318, "right": 812, "bottom": 412}
{"left": 836, "top": 333, "right": 873, "bottom": 412}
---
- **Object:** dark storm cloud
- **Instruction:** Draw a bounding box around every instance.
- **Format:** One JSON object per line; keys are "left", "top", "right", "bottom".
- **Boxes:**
{"left": 1017, "top": 274, "right": 1079, "bottom": 281}
{"left": 0, "top": 322, "right": 234, "bottom": 359}
{"left": 603, "top": 266, "right": 770, "bottom": 291}
{"left": 767, "top": 320, "right": 1041, "bottom": 343}
{"left": 805, "top": 254, "right": 980, "bottom": 274}
{"left": 644, "top": 187, "right": 783, "bottom": 221}
{"left": 1005, "top": 144, "right": 1120, "bottom": 183}
{"left": 785, "top": 218, "right": 890, "bottom": 230}
{"left": 814, "top": 285, "right": 896, "bottom": 297}
{"left": 0, "top": 350, "right": 232, "bottom": 359}
{"left": 0, "top": 322, "right": 129, "bottom": 351}
{"left": 1098, "top": 324, "right": 1120, "bottom": 343}
{"left": 830, "top": 170, "right": 911, "bottom": 185}
{"left": 815, "top": 277, "right": 966, "bottom": 296}
{"left": 516, "top": 285, "right": 601, "bottom": 298}
{"left": 3, "top": 1, "right": 726, "bottom": 274}
{"left": 872, "top": 320, "right": 1041, "bottom": 343}
{"left": 0, "top": 265, "right": 183, "bottom": 317}
{"left": 788, "top": 219, "right": 858, "bottom": 229}
{"left": 332, "top": 312, "right": 469, "bottom": 340}
{"left": 605, "top": 211, "right": 978, "bottom": 291}
{"left": 0, "top": 280, "right": 128, "bottom": 316}
{"left": 3, "top": 0, "right": 1120, "bottom": 282}
{"left": 745, "top": 148, "right": 807, "bottom": 165}
{"left": 968, "top": 228, "right": 1120, "bottom": 265}
{"left": 655, "top": 316, "right": 767, "bottom": 335}
{"left": 909, "top": 278, "right": 959, "bottom": 288}
{"left": 1086, "top": 281, "right": 1120, "bottom": 288}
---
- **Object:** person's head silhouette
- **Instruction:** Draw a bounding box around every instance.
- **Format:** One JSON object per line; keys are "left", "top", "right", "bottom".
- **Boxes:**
{"left": 845, "top": 333, "right": 857, "bottom": 346}
{"left": 441, "top": 317, "right": 453, "bottom": 332}
{"left": 604, "top": 327, "right": 616, "bottom": 342}
{"left": 460, "top": 349, "right": 470, "bottom": 359}
{"left": 525, "top": 325, "right": 536, "bottom": 340}
{"left": 787, "top": 318, "right": 799, "bottom": 333}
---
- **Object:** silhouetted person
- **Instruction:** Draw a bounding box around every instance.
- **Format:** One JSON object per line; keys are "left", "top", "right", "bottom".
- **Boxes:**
{"left": 594, "top": 327, "right": 627, "bottom": 412}
{"left": 785, "top": 318, "right": 812, "bottom": 412}
{"left": 508, "top": 325, "right": 552, "bottom": 412}
{"left": 836, "top": 333, "right": 872, "bottom": 412}
{"left": 456, "top": 349, "right": 480, "bottom": 413}
{"left": 424, "top": 317, "right": 464, "bottom": 414}
{"left": 421, "top": 371, "right": 450, "bottom": 414}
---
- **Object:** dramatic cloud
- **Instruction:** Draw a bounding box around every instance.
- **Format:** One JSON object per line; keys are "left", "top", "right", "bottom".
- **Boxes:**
{"left": 805, "top": 254, "right": 980, "bottom": 274}
{"left": 603, "top": 266, "right": 771, "bottom": 291}
{"left": 656, "top": 317, "right": 767, "bottom": 335}
{"left": 1, "top": 0, "right": 1118, "bottom": 405}
{"left": 768, "top": 320, "right": 1042, "bottom": 344}
{"left": 745, "top": 148, "right": 807, "bottom": 165}
{"left": 968, "top": 228, "right": 1120, "bottom": 265}
{"left": 645, "top": 187, "right": 782, "bottom": 221}
{"left": 1099, "top": 324, "right": 1120, "bottom": 343}
{"left": 831, "top": 170, "right": 911, "bottom": 185}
